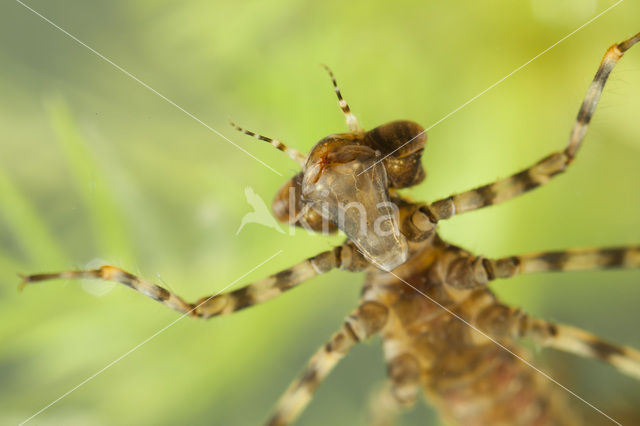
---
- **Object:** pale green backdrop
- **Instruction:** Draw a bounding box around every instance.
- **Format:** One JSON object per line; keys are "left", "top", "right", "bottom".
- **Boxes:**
{"left": 1, "top": 1, "right": 640, "bottom": 425}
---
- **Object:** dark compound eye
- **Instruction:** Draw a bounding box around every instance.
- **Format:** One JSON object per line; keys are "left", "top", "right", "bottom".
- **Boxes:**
{"left": 364, "top": 120, "right": 427, "bottom": 188}
{"left": 272, "top": 172, "right": 339, "bottom": 234}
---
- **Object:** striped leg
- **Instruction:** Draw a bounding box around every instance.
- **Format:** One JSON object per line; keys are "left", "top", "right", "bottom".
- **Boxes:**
{"left": 528, "top": 320, "right": 640, "bottom": 380}
{"left": 476, "top": 303, "right": 640, "bottom": 380}
{"left": 365, "top": 325, "right": 421, "bottom": 426}
{"left": 366, "top": 385, "right": 404, "bottom": 426}
{"left": 444, "top": 246, "right": 640, "bottom": 290}
{"left": 19, "top": 244, "right": 370, "bottom": 319}
{"left": 385, "top": 353, "right": 421, "bottom": 407}
{"left": 266, "top": 301, "right": 389, "bottom": 426}
{"left": 366, "top": 353, "right": 421, "bottom": 426}
{"left": 321, "top": 64, "right": 363, "bottom": 133}
{"left": 229, "top": 120, "right": 306, "bottom": 167}
{"left": 425, "top": 31, "right": 640, "bottom": 222}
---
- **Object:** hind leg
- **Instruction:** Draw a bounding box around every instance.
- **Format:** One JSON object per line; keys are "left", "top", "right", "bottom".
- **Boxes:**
{"left": 266, "top": 301, "right": 388, "bottom": 426}
{"left": 367, "top": 384, "right": 406, "bottom": 426}
{"left": 476, "top": 303, "right": 640, "bottom": 380}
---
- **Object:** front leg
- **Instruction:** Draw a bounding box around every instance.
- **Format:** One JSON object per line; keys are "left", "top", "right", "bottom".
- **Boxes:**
{"left": 19, "top": 243, "right": 370, "bottom": 319}
{"left": 424, "top": 31, "right": 639, "bottom": 222}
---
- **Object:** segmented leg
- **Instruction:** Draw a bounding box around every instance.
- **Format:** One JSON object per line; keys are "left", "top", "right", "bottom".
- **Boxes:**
{"left": 476, "top": 303, "right": 640, "bottom": 380}
{"left": 365, "top": 326, "right": 421, "bottom": 425}
{"left": 19, "top": 243, "right": 370, "bottom": 319}
{"left": 266, "top": 301, "right": 388, "bottom": 426}
{"left": 443, "top": 246, "right": 640, "bottom": 290}
{"left": 229, "top": 119, "right": 306, "bottom": 167}
{"left": 423, "top": 31, "right": 640, "bottom": 222}
{"left": 531, "top": 321, "right": 640, "bottom": 380}
{"left": 387, "top": 353, "right": 421, "bottom": 405}
{"left": 499, "top": 246, "right": 640, "bottom": 276}
{"left": 321, "top": 64, "right": 363, "bottom": 133}
{"left": 366, "top": 385, "right": 405, "bottom": 426}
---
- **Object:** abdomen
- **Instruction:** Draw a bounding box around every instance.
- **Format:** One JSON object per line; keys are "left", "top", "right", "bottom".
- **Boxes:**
{"left": 364, "top": 241, "right": 580, "bottom": 425}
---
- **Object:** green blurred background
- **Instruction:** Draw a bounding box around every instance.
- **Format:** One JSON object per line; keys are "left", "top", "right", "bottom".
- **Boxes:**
{"left": 1, "top": 1, "right": 640, "bottom": 425}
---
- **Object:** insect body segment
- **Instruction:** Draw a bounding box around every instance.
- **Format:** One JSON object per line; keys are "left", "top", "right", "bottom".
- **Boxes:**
{"left": 365, "top": 242, "right": 581, "bottom": 426}
{"left": 20, "top": 32, "right": 640, "bottom": 425}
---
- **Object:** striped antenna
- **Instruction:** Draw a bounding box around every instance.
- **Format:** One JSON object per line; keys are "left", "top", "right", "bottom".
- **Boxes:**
{"left": 322, "top": 64, "right": 362, "bottom": 133}
{"left": 229, "top": 120, "right": 306, "bottom": 167}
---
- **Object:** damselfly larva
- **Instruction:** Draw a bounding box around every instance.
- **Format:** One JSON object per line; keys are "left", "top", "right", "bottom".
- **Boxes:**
{"left": 21, "top": 32, "right": 640, "bottom": 425}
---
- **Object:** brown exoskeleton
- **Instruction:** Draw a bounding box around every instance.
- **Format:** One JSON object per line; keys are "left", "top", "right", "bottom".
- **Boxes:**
{"left": 21, "top": 33, "right": 640, "bottom": 425}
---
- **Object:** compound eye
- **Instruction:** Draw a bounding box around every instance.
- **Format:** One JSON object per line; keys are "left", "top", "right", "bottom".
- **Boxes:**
{"left": 364, "top": 120, "right": 427, "bottom": 188}
{"left": 301, "top": 145, "right": 408, "bottom": 271}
